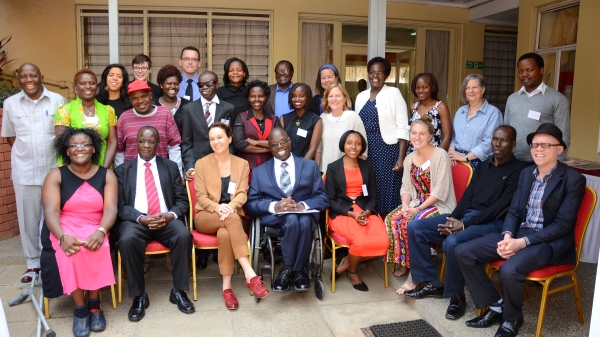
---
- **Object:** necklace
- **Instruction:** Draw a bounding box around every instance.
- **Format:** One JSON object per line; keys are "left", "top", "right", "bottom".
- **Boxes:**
{"left": 83, "top": 105, "right": 95, "bottom": 117}
{"left": 295, "top": 118, "right": 301, "bottom": 126}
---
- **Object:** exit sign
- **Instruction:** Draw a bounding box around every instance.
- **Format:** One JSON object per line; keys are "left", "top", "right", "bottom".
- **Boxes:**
{"left": 466, "top": 61, "right": 483, "bottom": 69}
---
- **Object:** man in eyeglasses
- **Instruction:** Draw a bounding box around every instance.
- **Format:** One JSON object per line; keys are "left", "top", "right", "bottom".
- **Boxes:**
{"left": 115, "top": 80, "right": 182, "bottom": 175}
{"left": 131, "top": 54, "right": 162, "bottom": 100}
{"left": 246, "top": 128, "right": 329, "bottom": 292}
{"left": 177, "top": 46, "right": 202, "bottom": 101}
{"left": 455, "top": 123, "right": 585, "bottom": 337}
{"left": 265, "top": 60, "right": 295, "bottom": 117}
{"left": 114, "top": 126, "right": 194, "bottom": 322}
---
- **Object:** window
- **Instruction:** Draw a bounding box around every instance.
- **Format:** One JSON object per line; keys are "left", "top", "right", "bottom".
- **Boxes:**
{"left": 536, "top": 1, "right": 579, "bottom": 104}
{"left": 77, "top": 7, "right": 271, "bottom": 84}
{"left": 483, "top": 33, "right": 517, "bottom": 113}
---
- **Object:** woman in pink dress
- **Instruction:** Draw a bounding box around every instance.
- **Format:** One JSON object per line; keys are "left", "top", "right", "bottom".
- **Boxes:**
{"left": 42, "top": 127, "right": 117, "bottom": 337}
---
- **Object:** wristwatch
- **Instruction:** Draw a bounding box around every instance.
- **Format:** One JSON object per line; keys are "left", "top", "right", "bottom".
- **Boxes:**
{"left": 465, "top": 153, "right": 469, "bottom": 162}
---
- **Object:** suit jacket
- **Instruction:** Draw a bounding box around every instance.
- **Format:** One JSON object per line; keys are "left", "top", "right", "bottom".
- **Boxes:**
{"left": 503, "top": 162, "right": 586, "bottom": 264}
{"left": 181, "top": 98, "right": 236, "bottom": 170}
{"left": 194, "top": 153, "right": 249, "bottom": 216}
{"left": 114, "top": 156, "right": 189, "bottom": 222}
{"left": 245, "top": 155, "right": 329, "bottom": 216}
{"left": 264, "top": 84, "right": 277, "bottom": 118}
{"left": 325, "top": 158, "right": 378, "bottom": 219}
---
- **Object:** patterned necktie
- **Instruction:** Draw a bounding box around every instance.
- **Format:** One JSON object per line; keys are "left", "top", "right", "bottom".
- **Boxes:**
{"left": 204, "top": 101, "right": 213, "bottom": 126}
{"left": 144, "top": 162, "right": 161, "bottom": 215}
{"left": 185, "top": 78, "right": 194, "bottom": 101}
{"left": 280, "top": 162, "right": 292, "bottom": 196}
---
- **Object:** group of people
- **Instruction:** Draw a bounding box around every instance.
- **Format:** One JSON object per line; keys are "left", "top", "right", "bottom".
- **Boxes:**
{"left": 0, "top": 46, "right": 578, "bottom": 337}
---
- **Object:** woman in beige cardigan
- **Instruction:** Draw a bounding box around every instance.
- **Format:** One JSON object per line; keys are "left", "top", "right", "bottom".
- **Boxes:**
{"left": 384, "top": 115, "right": 456, "bottom": 293}
{"left": 194, "top": 122, "right": 269, "bottom": 310}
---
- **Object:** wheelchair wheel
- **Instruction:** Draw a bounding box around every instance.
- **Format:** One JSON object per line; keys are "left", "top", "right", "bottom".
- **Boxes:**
{"left": 315, "top": 279, "right": 325, "bottom": 300}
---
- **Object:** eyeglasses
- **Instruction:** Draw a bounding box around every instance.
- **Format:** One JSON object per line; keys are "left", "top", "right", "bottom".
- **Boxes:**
{"left": 137, "top": 140, "right": 157, "bottom": 145}
{"left": 181, "top": 57, "right": 200, "bottom": 63}
{"left": 275, "top": 69, "right": 291, "bottom": 75}
{"left": 368, "top": 71, "right": 384, "bottom": 77}
{"left": 197, "top": 81, "right": 216, "bottom": 88}
{"left": 68, "top": 143, "right": 92, "bottom": 150}
{"left": 530, "top": 143, "right": 561, "bottom": 149}
{"left": 268, "top": 138, "right": 289, "bottom": 148}
{"left": 133, "top": 66, "right": 150, "bottom": 72}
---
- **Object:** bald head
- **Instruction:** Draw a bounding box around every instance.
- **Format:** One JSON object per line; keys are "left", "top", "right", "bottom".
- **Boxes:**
{"left": 18, "top": 63, "right": 44, "bottom": 100}
{"left": 268, "top": 128, "right": 291, "bottom": 161}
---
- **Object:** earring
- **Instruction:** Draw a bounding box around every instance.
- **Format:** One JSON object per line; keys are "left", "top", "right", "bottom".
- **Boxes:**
{"left": 104, "top": 86, "right": 108, "bottom": 91}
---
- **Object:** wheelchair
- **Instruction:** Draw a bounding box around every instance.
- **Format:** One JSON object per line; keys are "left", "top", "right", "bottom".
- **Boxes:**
{"left": 249, "top": 216, "right": 325, "bottom": 302}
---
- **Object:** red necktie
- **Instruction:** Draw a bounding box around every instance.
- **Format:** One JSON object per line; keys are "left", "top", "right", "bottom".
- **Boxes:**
{"left": 144, "top": 162, "right": 161, "bottom": 215}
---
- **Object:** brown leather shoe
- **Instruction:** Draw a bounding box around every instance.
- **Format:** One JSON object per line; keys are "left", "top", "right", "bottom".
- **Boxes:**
{"left": 20, "top": 268, "right": 40, "bottom": 283}
{"left": 246, "top": 276, "right": 269, "bottom": 298}
{"left": 222, "top": 289, "right": 239, "bottom": 310}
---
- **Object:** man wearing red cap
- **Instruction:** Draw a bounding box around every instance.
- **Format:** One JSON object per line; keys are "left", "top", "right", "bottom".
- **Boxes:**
{"left": 115, "top": 80, "right": 182, "bottom": 174}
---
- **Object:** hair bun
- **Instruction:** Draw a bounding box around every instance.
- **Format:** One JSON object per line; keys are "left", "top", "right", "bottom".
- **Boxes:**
{"left": 420, "top": 114, "right": 433, "bottom": 123}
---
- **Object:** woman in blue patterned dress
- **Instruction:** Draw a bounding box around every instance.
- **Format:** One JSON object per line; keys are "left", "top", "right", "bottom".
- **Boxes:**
{"left": 355, "top": 57, "right": 410, "bottom": 215}
{"left": 406, "top": 73, "right": 452, "bottom": 155}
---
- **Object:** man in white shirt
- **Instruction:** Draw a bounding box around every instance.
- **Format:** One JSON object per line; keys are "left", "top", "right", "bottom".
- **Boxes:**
{"left": 1, "top": 63, "right": 66, "bottom": 283}
{"left": 246, "top": 128, "right": 329, "bottom": 291}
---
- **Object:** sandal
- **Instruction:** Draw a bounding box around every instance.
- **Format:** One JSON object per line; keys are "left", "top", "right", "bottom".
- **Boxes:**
{"left": 335, "top": 256, "right": 348, "bottom": 280}
{"left": 396, "top": 272, "right": 417, "bottom": 295}
{"left": 393, "top": 265, "right": 408, "bottom": 277}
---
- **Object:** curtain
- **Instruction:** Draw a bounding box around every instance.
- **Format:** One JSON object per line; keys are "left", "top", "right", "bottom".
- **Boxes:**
{"left": 483, "top": 35, "right": 517, "bottom": 113}
{"left": 301, "top": 23, "right": 330, "bottom": 93}
{"left": 212, "top": 20, "right": 269, "bottom": 83}
{"left": 148, "top": 18, "right": 207, "bottom": 82}
{"left": 425, "top": 30, "right": 449, "bottom": 102}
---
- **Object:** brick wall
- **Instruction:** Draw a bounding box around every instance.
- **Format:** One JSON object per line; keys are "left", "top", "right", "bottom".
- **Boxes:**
{"left": 0, "top": 109, "right": 19, "bottom": 240}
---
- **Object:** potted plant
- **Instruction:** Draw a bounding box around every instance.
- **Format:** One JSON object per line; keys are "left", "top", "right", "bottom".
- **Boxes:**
{"left": 0, "top": 36, "right": 19, "bottom": 109}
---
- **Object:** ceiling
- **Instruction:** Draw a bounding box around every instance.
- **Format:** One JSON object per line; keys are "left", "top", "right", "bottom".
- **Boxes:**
{"left": 388, "top": 0, "right": 519, "bottom": 26}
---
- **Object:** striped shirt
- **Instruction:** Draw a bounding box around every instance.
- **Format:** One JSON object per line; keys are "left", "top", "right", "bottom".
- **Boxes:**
{"left": 117, "top": 106, "right": 182, "bottom": 162}
{"left": 521, "top": 165, "right": 557, "bottom": 231}
{"left": 450, "top": 99, "right": 503, "bottom": 161}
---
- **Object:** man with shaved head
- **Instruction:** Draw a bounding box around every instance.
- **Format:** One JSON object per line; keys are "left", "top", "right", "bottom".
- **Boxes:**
{"left": 1, "top": 63, "right": 66, "bottom": 283}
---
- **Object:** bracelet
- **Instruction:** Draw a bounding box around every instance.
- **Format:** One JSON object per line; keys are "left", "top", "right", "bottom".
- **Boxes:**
{"left": 461, "top": 222, "right": 465, "bottom": 230}
{"left": 59, "top": 234, "right": 65, "bottom": 245}
{"left": 523, "top": 236, "right": 530, "bottom": 247}
{"left": 97, "top": 228, "right": 107, "bottom": 236}
{"left": 465, "top": 154, "right": 469, "bottom": 162}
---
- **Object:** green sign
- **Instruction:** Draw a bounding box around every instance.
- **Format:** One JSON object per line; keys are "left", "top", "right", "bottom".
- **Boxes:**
{"left": 466, "top": 61, "right": 483, "bottom": 69}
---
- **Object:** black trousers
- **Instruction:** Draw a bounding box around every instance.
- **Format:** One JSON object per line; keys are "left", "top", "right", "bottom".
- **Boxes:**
{"left": 455, "top": 229, "right": 553, "bottom": 321}
{"left": 260, "top": 213, "right": 317, "bottom": 271}
{"left": 117, "top": 219, "right": 191, "bottom": 297}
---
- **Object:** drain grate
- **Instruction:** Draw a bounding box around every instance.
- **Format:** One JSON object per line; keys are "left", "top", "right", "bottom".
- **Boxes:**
{"left": 370, "top": 319, "right": 443, "bottom": 337}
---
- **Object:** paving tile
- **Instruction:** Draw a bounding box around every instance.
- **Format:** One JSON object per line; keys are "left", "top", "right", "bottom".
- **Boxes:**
{"left": 231, "top": 306, "right": 333, "bottom": 337}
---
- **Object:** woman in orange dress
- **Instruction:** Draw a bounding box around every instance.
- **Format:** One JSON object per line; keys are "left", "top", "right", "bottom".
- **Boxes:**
{"left": 325, "top": 130, "right": 389, "bottom": 291}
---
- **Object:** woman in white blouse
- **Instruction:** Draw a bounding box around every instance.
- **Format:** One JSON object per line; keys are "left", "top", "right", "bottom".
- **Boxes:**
{"left": 317, "top": 83, "right": 367, "bottom": 172}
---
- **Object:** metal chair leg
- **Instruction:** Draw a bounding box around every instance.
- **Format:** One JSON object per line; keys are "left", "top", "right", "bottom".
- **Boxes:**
{"left": 192, "top": 247, "right": 197, "bottom": 301}
{"left": 44, "top": 297, "right": 50, "bottom": 319}
{"left": 118, "top": 251, "right": 122, "bottom": 303}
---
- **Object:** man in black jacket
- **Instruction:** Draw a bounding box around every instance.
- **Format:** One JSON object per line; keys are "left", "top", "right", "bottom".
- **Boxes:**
{"left": 115, "top": 126, "right": 193, "bottom": 322}
{"left": 402, "top": 126, "right": 528, "bottom": 321}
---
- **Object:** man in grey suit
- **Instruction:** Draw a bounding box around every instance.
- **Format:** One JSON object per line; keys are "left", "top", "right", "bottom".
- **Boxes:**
{"left": 181, "top": 71, "right": 235, "bottom": 180}
{"left": 264, "top": 60, "right": 294, "bottom": 118}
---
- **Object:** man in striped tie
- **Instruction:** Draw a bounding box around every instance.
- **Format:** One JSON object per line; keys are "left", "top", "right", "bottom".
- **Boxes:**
{"left": 114, "top": 126, "right": 194, "bottom": 322}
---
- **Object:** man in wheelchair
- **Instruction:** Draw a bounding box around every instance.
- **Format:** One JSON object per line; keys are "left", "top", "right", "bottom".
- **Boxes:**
{"left": 246, "top": 128, "right": 329, "bottom": 291}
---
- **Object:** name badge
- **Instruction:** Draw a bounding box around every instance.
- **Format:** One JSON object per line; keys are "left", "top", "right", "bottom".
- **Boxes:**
{"left": 228, "top": 181, "right": 236, "bottom": 194}
{"left": 183, "top": 95, "right": 191, "bottom": 101}
{"left": 362, "top": 184, "right": 369, "bottom": 196}
{"left": 297, "top": 128, "right": 308, "bottom": 138}
{"left": 221, "top": 119, "right": 230, "bottom": 125}
{"left": 528, "top": 110, "right": 541, "bottom": 121}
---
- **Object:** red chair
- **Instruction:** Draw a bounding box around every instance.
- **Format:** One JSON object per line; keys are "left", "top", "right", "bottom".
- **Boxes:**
{"left": 439, "top": 162, "right": 473, "bottom": 283}
{"left": 485, "top": 185, "right": 597, "bottom": 337}
{"left": 186, "top": 175, "right": 251, "bottom": 301}
{"left": 118, "top": 240, "right": 170, "bottom": 303}
{"left": 322, "top": 173, "right": 389, "bottom": 292}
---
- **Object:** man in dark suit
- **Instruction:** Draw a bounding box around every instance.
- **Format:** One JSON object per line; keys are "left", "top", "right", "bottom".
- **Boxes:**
{"left": 115, "top": 126, "right": 194, "bottom": 322}
{"left": 182, "top": 71, "right": 235, "bottom": 181}
{"left": 264, "top": 60, "right": 294, "bottom": 118}
{"left": 455, "top": 123, "right": 586, "bottom": 337}
{"left": 246, "top": 128, "right": 329, "bottom": 291}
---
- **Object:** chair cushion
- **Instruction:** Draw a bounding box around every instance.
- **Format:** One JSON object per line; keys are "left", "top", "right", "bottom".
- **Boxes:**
{"left": 327, "top": 229, "right": 350, "bottom": 246}
{"left": 191, "top": 230, "right": 248, "bottom": 247}
{"left": 488, "top": 260, "right": 574, "bottom": 278}
{"left": 146, "top": 240, "right": 170, "bottom": 252}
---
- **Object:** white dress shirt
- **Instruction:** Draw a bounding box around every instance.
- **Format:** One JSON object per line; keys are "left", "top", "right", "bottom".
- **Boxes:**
{"left": 518, "top": 81, "right": 547, "bottom": 98}
{"left": 268, "top": 154, "right": 309, "bottom": 213}
{"left": 200, "top": 95, "right": 221, "bottom": 126}
{"left": 133, "top": 155, "right": 180, "bottom": 224}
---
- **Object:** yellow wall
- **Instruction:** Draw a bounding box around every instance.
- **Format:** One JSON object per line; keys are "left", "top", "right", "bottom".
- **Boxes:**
{"left": 518, "top": 0, "right": 600, "bottom": 160}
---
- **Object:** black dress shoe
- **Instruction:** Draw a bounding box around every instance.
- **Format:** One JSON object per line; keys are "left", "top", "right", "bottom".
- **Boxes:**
{"left": 273, "top": 267, "right": 293, "bottom": 291}
{"left": 170, "top": 290, "right": 195, "bottom": 314}
{"left": 495, "top": 318, "right": 523, "bottom": 337}
{"left": 445, "top": 294, "right": 466, "bottom": 320}
{"left": 89, "top": 310, "right": 106, "bottom": 331}
{"left": 294, "top": 269, "right": 311, "bottom": 291}
{"left": 196, "top": 250, "right": 209, "bottom": 269}
{"left": 404, "top": 282, "right": 443, "bottom": 299}
{"left": 72, "top": 312, "right": 90, "bottom": 337}
{"left": 128, "top": 294, "right": 149, "bottom": 322}
{"left": 465, "top": 308, "right": 503, "bottom": 328}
